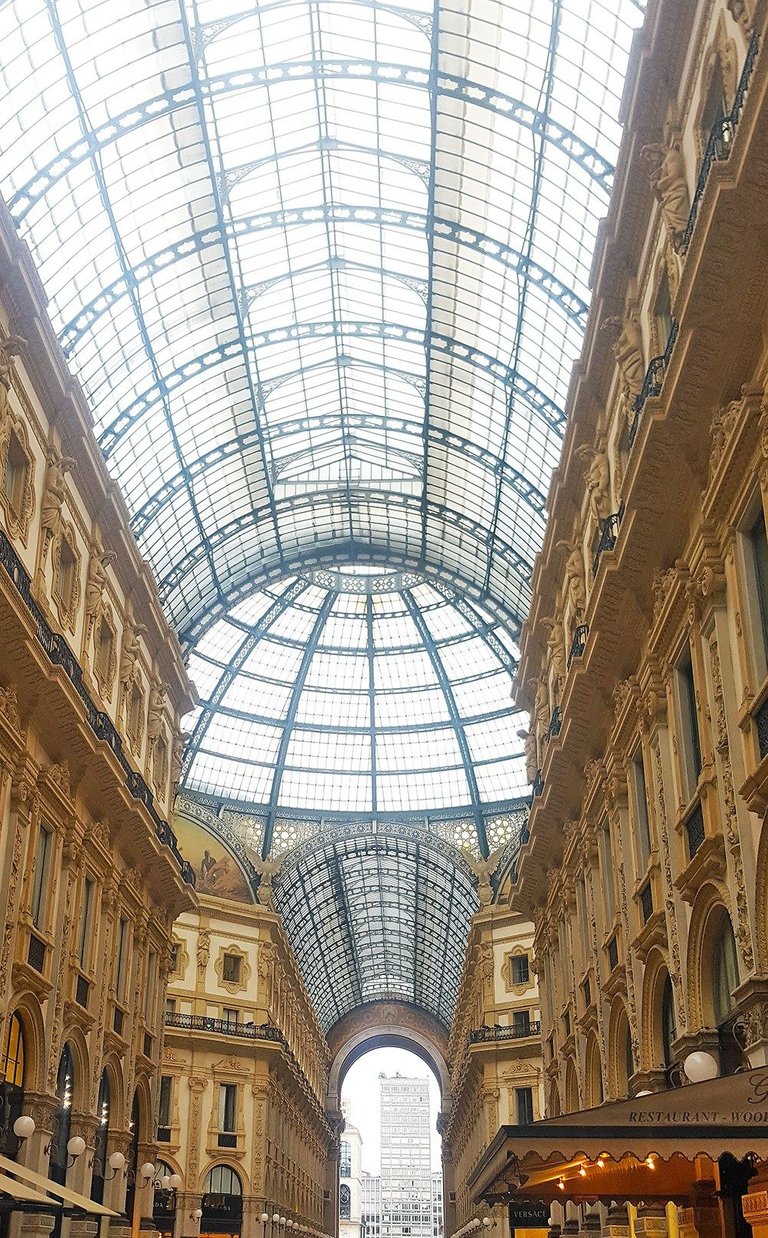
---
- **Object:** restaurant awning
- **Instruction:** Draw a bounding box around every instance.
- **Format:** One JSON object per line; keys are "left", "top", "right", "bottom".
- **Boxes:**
{"left": 470, "top": 1066, "right": 768, "bottom": 1206}
{"left": 0, "top": 1155, "right": 117, "bottom": 1216}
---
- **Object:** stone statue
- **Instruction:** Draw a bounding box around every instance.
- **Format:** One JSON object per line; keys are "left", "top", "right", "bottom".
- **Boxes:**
{"left": 556, "top": 538, "right": 586, "bottom": 616}
{"left": 728, "top": 0, "right": 753, "bottom": 34}
{"left": 575, "top": 443, "right": 612, "bottom": 527}
{"left": 119, "top": 614, "right": 147, "bottom": 686}
{"left": 40, "top": 450, "right": 76, "bottom": 561}
{"left": 533, "top": 675, "right": 550, "bottom": 753}
{"left": 147, "top": 681, "right": 168, "bottom": 742}
{"left": 542, "top": 616, "right": 567, "bottom": 695}
{"left": 171, "top": 727, "right": 190, "bottom": 788}
{"left": 643, "top": 137, "right": 691, "bottom": 248}
{"left": 516, "top": 727, "right": 538, "bottom": 785}
{"left": 84, "top": 546, "right": 116, "bottom": 644}
{"left": 253, "top": 857, "right": 281, "bottom": 909}
{"left": 0, "top": 336, "right": 24, "bottom": 424}
{"left": 467, "top": 848, "right": 504, "bottom": 908}
{"left": 602, "top": 311, "right": 645, "bottom": 400}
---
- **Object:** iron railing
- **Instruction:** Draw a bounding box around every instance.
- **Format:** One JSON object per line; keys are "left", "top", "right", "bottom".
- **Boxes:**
{"left": 548, "top": 706, "right": 562, "bottom": 738}
{"left": 592, "top": 504, "right": 625, "bottom": 577}
{"left": 755, "top": 696, "right": 768, "bottom": 760}
{"left": 531, "top": 770, "right": 544, "bottom": 799}
{"left": 469, "top": 1021, "right": 541, "bottom": 1044}
{"left": 628, "top": 321, "right": 679, "bottom": 446}
{"left": 0, "top": 526, "right": 194, "bottom": 887}
{"left": 567, "top": 624, "right": 588, "bottom": 670}
{"left": 680, "top": 31, "right": 759, "bottom": 253}
{"left": 164, "top": 1012, "right": 284, "bottom": 1042}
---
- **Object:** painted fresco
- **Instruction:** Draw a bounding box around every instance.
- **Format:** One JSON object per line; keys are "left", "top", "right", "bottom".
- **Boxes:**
{"left": 173, "top": 815, "right": 253, "bottom": 903}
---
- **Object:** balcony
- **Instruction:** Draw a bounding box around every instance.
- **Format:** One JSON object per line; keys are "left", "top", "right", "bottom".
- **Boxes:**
{"left": 468, "top": 1021, "right": 541, "bottom": 1044}
{"left": 628, "top": 322, "right": 678, "bottom": 446}
{"left": 567, "top": 624, "right": 588, "bottom": 670}
{"left": 591, "top": 505, "right": 625, "bottom": 577}
{"left": 165, "top": 1012, "right": 283, "bottom": 1042}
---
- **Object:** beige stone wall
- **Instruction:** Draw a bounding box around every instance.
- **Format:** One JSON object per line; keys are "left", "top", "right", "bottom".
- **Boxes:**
{"left": 161, "top": 877, "right": 334, "bottom": 1238}
{"left": 0, "top": 199, "right": 196, "bottom": 1236}
{"left": 444, "top": 909, "right": 542, "bottom": 1238}
{"left": 514, "top": 0, "right": 768, "bottom": 1113}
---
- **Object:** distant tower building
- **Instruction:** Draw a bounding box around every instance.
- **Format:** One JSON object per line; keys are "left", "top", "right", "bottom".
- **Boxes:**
{"left": 380, "top": 1075, "right": 435, "bottom": 1238}
{"left": 340, "top": 1102, "right": 364, "bottom": 1238}
{"left": 347, "top": 1075, "right": 442, "bottom": 1238}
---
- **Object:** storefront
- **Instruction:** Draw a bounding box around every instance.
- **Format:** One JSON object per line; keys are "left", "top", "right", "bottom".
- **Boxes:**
{"left": 469, "top": 1065, "right": 768, "bottom": 1238}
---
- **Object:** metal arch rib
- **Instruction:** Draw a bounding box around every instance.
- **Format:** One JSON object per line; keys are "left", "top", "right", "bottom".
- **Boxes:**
{"left": 10, "top": 62, "right": 614, "bottom": 222}
{"left": 61, "top": 206, "right": 586, "bottom": 358}
{"left": 155, "top": 490, "right": 534, "bottom": 601}
{"left": 98, "top": 323, "right": 565, "bottom": 455}
{"left": 178, "top": 544, "right": 524, "bottom": 649}
{"left": 130, "top": 412, "right": 548, "bottom": 539}
{"left": 261, "top": 589, "right": 337, "bottom": 857}
{"left": 43, "top": 1, "right": 228, "bottom": 614}
{"left": 180, "top": 578, "right": 307, "bottom": 782}
{"left": 401, "top": 588, "right": 489, "bottom": 857}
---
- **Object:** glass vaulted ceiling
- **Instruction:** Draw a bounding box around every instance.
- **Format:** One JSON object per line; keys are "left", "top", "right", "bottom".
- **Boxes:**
{"left": 183, "top": 569, "right": 525, "bottom": 841}
{"left": 0, "top": 0, "right": 643, "bottom": 645}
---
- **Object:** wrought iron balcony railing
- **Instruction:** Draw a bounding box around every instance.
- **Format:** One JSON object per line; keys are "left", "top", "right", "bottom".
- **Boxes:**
{"left": 165, "top": 1013, "right": 283, "bottom": 1041}
{"left": 680, "top": 31, "right": 759, "bottom": 254}
{"left": 591, "top": 504, "right": 625, "bottom": 578}
{"left": 567, "top": 624, "right": 588, "bottom": 670}
{"left": 469, "top": 1021, "right": 541, "bottom": 1044}
{"left": 0, "top": 526, "right": 195, "bottom": 887}
{"left": 548, "top": 706, "right": 562, "bottom": 738}
{"left": 628, "top": 321, "right": 679, "bottom": 446}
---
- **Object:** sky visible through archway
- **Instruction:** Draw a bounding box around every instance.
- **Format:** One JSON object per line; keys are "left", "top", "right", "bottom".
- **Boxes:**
{"left": 341, "top": 1047, "right": 442, "bottom": 1173}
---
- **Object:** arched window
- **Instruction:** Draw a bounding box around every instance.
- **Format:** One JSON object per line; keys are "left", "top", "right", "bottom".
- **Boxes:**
{"left": 204, "top": 1166, "right": 242, "bottom": 1196}
{"left": 661, "top": 973, "right": 676, "bottom": 1071}
{"left": 202, "top": 1165, "right": 243, "bottom": 1228}
{"left": 586, "top": 1036, "right": 603, "bottom": 1106}
{"left": 340, "top": 1139, "right": 352, "bottom": 1177}
{"left": 0, "top": 1012, "right": 25, "bottom": 1159}
{"left": 614, "top": 1006, "right": 633, "bottom": 1099}
{"left": 49, "top": 1045, "right": 74, "bottom": 1184}
{"left": 90, "top": 1070, "right": 110, "bottom": 1203}
{"left": 340, "top": 1184, "right": 351, "bottom": 1220}
{"left": 153, "top": 1159, "right": 178, "bottom": 1231}
{"left": 124, "top": 1091, "right": 141, "bottom": 1226}
{"left": 713, "top": 913, "right": 740, "bottom": 1027}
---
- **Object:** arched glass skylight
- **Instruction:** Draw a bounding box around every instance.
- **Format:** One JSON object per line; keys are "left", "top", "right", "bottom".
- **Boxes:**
{"left": 183, "top": 568, "right": 525, "bottom": 849}
{"left": 0, "top": 0, "right": 644, "bottom": 643}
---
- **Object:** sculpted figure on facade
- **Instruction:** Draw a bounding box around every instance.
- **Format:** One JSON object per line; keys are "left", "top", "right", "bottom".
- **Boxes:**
{"left": 147, "top": 680, "right": 168, "bottom": 742}
{"left": 602, "top": 310, "right": 645, "bottom": 403}
{"left": 517, "top": 726, "right": 538, "bottom": 784}
{"left": 467, "top": 847, "right": 503, "bottom": 908}
{"left": 542, "top": 616, "right": 567, "bottom": 701}
{"left": 119, "top": 610, "right": 147, "bottom": 686}
{"left": 576, "top": 442, "right": 612, "bottom": 528}
{"left": 533, "top": 674, "right": 550, "bottom": 760}
{"left": 556, "top": 539, "right": 587, "bottom": 617}
{"left": 0, "top": 336, "right": 24, "bottom": 424}
{"left": 40, "top": 449, "right": 76, "bottom": 562}
{"left": 84, "top": 544, "right": 116, "bottom": 644}
{"left": 253, "top": 857, "right": 281, "bottom": 909}
{"left": 643, "top": 135, "right": 691, "bottom": 248}
{"left": 728, "top": 0, "right": 753, "bottom": 34}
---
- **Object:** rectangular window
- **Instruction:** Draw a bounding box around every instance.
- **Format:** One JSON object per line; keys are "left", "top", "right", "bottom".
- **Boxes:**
{"left": 54, "top": 537, "right": 76, "bottom": 609}
{"left": 114, "top": 917, "right": 128, "bottom": 1002}
{"left": 631, "top": 748, "right": 652, "bottom": 871}
{"left": 678, "top": 653, "right": 703, "bottom": 793}
{"left": 510, "top": 954, "right": 529, "bottom": 985}
{"left": 219, "top": 1083, "right": 237, "bottom": 1133}
{"left": 222, "top": 953, "right": 242, "bottom": 984}
{"left": 576, "top": 878, "right": 589, "bottom": 961}
{"left": 31, "top": 825, "right": 51, "bottom": 929}
{"left": 3, "top": 432, "right": 28, "bottom": 514}
{"left": 222, "top": 1007, "right": 239, "bottom": 1028}
{"left": 515, "top": 1087, "right": 534, "bottom": 1125}
{"left": 77, "top": 876, "right": 94, "bottom": 968}
{"left": 751, "top": 510, "right": 768, "bottom": 665}
{"left": 599, "top": 823, "right": 615, "bottom": 921}
{"left": 512, "top": 1009, "right": 531, "bottom": 1035}
{"left": 144, "top": 951, "right": 157, "bottom": 1022}
{"left": 158, "top": 1076, "right": 172, "bottom": 1128}
{"left": 165, "top": 997, "right": 176, "bottom": 1018}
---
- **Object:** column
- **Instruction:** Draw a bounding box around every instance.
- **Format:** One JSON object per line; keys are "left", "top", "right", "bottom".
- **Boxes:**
{"left": 68, "top": 1113, "right": 100, "bottom": 1238}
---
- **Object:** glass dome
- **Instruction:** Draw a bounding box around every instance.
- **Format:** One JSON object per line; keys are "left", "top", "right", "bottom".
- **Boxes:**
{"left": 182, "top": 566, "right": 526, "bottom": 830}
